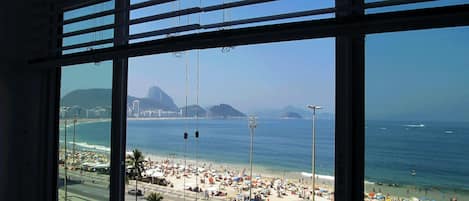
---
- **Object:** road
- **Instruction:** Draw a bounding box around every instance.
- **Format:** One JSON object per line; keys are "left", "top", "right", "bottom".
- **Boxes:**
{"left": 58, "top": 168, "right": 225, "bottom": 201}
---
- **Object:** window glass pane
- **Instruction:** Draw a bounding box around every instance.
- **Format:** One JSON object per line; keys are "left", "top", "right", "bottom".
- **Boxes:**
{"left": 63, "top": 15, "right": 114, "bottom": 34}
{"left": 62, "top": 43, "right": 114, "bottom": 55}
{"left": 366, "top": 0, "right": 468, "bottom": 14}
{"left": 125, "top": 39, "right": 335, "bottom": 201}
{"left": 63, "top": 29, "right": 114, "bottom": 47}
{"left": 129, "top": 0, "right": 334, "bottom": 43}
{"left": 58, "top": 61, "right": 113, "bottom": 201}
{"left": 365, "top": 27, "right": 469, "bottom": 201}
{"left": 64, "top": 1, "right": 115, "bottom": 20}
{"left": 62, "top": 1, "right": 115, "bottom": 54}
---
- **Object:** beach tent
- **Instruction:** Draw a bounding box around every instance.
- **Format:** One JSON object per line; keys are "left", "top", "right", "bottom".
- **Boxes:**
{"left": 184, "top": 183, "right": 196, "bottom": 190}
{"left": 207, "top": 186, "right": 218, "bottom": 192}
{"left": 151, "top": 172, "right": 164, "bottom": 178}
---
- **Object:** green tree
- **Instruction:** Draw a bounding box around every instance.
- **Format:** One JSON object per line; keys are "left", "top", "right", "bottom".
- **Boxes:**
{"left": 128, "top": 149, "right": 144, "bottom": 201}
{"left": 146, "top": 192, "right": 164, "bottom": 201}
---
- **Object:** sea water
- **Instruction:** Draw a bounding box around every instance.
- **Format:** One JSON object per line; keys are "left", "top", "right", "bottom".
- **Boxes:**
{"left": 66, "top": 119, "right": 469, "bottom": 191}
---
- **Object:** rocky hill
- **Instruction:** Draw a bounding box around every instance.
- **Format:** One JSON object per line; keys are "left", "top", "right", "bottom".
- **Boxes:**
{"left": 208, "top": 104, "right": 246, "bottom": 118}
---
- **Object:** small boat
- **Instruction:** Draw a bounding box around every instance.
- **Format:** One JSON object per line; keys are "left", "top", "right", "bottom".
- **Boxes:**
{"left": 405, "top": 124, "right": 425, "bottom": 128}
{"left": 411, "top": 170, "right": 416, "bottom": 176}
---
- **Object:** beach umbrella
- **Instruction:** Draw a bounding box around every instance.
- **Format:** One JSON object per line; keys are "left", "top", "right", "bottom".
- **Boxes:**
{"left": 375, "top": 195, "right": 385, "bottom": 199}
{"left": 209, "top": 177, "right": 215, "bottom": 184}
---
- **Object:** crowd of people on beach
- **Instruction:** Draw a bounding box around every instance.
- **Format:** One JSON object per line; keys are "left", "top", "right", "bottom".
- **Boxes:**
{"left": 126, "top": 157, "right": 335, "bottom": 201}
{"left": 59, "top": 149, "right": 464, "bottom": 201}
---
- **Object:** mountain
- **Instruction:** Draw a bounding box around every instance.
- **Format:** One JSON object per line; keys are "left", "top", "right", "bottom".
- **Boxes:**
{"left": 254, "top": 105, "right": 334, "bottom": 120}
{"left": 61, "top": 88, "right": 112, "bottom": 108}
{"left": 127, "top": 96, "right": 178, "bottom": 111}
{"left": 62, "top": 86, "right": 178, "bottom": 112}
{"left": 281, "top": 112, "right": 303, "bottom": 119}
{"left": 179, "top": 105, "right": 207, "bottom": 117}
{"left": 208, "top": 104, "right": 246, "bottom": 118}
{"left": 144, "top": 86, "right": 178, "bottom": 111}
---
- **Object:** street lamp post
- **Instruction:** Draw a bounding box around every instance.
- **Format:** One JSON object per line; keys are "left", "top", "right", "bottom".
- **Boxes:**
{"left": 73, "top": 114, "right": 77, "bottom": 166}
{"left": 195, "top": 130, "right": 199, "bottom": 201}
{"left": 307, "top": 105, "right": 322, "bottom": 201}
{"left": 64, "top": 118, "right": 68, "bottom": 201}
{"left": 248, "top": 116, "right": 257, "bottom": 201}
{"left": 62, "top": 107, "right": 71, "bottom": 201}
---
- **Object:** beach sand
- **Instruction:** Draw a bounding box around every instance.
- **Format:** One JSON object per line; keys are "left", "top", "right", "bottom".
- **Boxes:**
{"left": 365, "top": 182, "right": 469, "bottom": 201}
{"left": 59, "top": 148, "right": 469, "bottom": 201}
{"left": 128, "top": 153, "right": 335, "bottom": 201}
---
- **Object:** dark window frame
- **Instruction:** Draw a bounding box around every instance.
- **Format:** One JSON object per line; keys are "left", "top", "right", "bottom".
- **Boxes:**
{"left": 39, "top": 1, "right": 469, "bottom": 201}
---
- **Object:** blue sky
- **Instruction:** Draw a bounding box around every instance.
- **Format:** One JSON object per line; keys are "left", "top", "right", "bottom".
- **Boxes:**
{"left": 61, "top": 1, "right": 469, "bottom": 121}
{"left": 365, "top": 27, "right": 469, "bottom": 122}
{"left": 127, "top": 38, "right": 336, "bottom": 113}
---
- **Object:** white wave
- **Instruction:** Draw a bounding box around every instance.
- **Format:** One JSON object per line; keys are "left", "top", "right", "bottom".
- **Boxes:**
{"left": 70, "top": 142, "right": 110, "bottom": 152}
{"left": 404, "top": 124, "right": 425, "bottom": 128}
{"left": 300, "top": 172, "right": 334, "bottom": 181}
{"left": 444, "top": 130, "right": 454, "bottom": 134}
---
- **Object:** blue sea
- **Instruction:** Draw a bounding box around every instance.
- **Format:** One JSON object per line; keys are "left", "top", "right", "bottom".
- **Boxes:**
{"left": 66, "top": 119, "right": 469, "bottom": 191}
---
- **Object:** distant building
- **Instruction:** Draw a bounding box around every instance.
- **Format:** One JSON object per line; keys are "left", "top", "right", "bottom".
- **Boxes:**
{"left": 132, "top": 100, "right": 140, "bottom": 117}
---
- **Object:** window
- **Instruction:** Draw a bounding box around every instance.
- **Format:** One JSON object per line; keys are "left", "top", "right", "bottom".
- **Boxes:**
{"left": 365, "top": 27, "right": 469, "bottom": 201}
{"left": 365, "top": 0, "right": 469, "bottom": 14}
{"left": 58, "top": 61, "right": 113, "bottom": 200}
{"left": 125, "top": 38, "right": 336, "bottom": 201}
{"left": 62, "top": 1, "right": 115, "bottom": 55}
{"left": 48, "top": 1, "right": 469, "bottom": 201}
{"left": 129, "top": 0, "right": 335, "bottom": 43}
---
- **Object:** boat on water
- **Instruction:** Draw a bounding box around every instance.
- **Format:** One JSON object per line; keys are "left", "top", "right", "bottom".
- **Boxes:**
{"left": 405, "top": 124, "right": 425, "bottom": 128}
{"left": 411, "top": 170, "right": 416, "bottom": 176}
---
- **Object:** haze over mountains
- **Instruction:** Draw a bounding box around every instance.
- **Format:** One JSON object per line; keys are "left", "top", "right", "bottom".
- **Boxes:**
{"left": 62, "top": 86, "right": 332, "bottom": 119}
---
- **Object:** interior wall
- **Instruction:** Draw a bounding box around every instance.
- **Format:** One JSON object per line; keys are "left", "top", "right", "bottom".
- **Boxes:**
{"left": 0, "top": 0, "right": 60, "bottom": 200}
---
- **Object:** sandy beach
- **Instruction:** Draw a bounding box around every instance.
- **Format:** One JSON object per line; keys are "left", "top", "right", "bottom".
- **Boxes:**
{"left": 58, "top": 148, "right": 469, "bottom": 201}
{"left": 125, "top": 153, "right": 335, "bottom": 201}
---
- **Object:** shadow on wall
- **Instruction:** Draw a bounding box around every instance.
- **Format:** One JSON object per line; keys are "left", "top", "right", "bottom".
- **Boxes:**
{"left": 0, "top": 73, "right": 10, "bottom": 200}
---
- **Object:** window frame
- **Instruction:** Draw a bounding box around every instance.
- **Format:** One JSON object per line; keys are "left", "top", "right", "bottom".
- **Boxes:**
{"left": 41, "top": 1, "right": 469, "bottom": 201}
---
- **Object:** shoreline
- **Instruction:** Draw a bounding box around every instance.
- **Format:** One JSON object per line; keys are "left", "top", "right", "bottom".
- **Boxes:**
{"left": 66, "top": 139, "right": 469, "bottom": 196}
{"left": 138, "top": 152, "right": 335, "bottom": 185}
{"left": 59, "top": 147, "right": 469, "bottom": 201}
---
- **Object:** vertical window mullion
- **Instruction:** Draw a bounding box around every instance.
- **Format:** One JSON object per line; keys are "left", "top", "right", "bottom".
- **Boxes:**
{"left": 334, "top": 0, "right": 365, "bottom": 200}
{"left": 110, "top": 0, "right": 129, "bottom": 200}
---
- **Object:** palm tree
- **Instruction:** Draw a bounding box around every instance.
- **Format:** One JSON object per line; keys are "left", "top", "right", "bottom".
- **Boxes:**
{"left": 128, "top": 149, "right": 144, "bottom": 201}
{"left": 146, "top": 192, "right": 164, "bottom": 201}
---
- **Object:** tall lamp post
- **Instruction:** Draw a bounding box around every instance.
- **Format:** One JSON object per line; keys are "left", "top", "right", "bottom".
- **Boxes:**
{"left": 73, "top": 114, "right": 77, "bottom": 166}
{"left": 62, "top": 106, "right": 70, "bottom": 201}
{"left": 307, "top": 105, "right": 322, "bottom": 201}
{"left": 248, "top": 116, "right": 257, "bottom": 201}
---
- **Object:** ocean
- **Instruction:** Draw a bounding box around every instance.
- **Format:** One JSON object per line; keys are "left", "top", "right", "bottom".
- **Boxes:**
{"left": 65, "top": 119, "right": 469, "bottom": 191}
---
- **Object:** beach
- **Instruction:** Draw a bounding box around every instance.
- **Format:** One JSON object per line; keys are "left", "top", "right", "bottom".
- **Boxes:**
{"left": 58, "top": 147, "right": 469, "bottom": 201}
{"left": 127, "top": 153, "right": 335, "bottom": 201}
{"left": 58, "top": 119, "right": 469, "bottom": 201}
